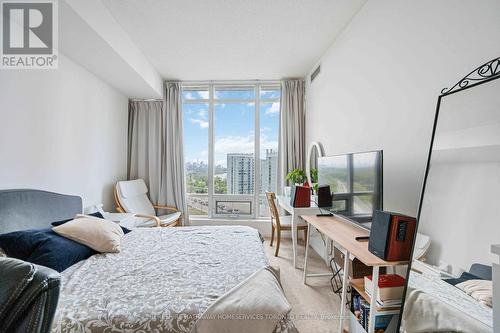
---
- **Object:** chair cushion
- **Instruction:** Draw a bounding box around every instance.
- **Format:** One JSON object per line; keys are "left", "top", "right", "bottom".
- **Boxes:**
{"left": 158, "top": 212, "right": 181, "bottom": 225}
{"left": 116, "top": 180, "right": 156, "bottom": 216}
{"left": 117, "top": 179, "right": 148, "bottom": 198}
{"left": 131, "top": 212, "right": 181, "bottom": 228}
{"left": 277, "top": 215, "right": 307, "bottom": 227}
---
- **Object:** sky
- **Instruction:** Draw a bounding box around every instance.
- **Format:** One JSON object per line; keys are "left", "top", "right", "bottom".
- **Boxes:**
{"left": 183, "top": 89, "right": 280, "bottom": 168}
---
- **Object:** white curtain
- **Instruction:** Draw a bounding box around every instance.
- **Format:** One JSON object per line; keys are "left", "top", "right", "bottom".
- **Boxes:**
{"left": 127, "top": 89, "right": 188, "bottom": 225}
{"left": 163, "top": 82, "right": 188, "bottom": 225}
{"left": 278, "top": 79, "right": 306, "bottom": 192}
{"left": 127, "top": 100, "right": 164, "bottom": 205}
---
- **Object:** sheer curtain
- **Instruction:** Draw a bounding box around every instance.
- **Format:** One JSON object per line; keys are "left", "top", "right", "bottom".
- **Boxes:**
{"left": 278, "top": 79, "right": 306, "bottom": 192}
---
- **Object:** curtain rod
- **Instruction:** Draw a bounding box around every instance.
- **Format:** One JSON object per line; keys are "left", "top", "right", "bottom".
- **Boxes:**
{"left": 129, "top": 98, "right": 163, "bottom": 102}
{"left": 177, "top": 79, "right": 281, "bottom": 85}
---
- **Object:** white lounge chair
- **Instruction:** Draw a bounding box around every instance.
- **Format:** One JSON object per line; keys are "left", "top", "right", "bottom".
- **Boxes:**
{"left": 114, "top": 179, "right": 181, "bottom": 228}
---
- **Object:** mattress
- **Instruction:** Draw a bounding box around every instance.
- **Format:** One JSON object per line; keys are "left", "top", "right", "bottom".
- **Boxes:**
{"left": 51, "top": 225, "right": 295, "bottom": 333}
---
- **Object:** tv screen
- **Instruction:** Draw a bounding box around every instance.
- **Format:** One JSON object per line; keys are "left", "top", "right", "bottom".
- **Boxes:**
{"left": 318, "top": 150, "right": 383, "bottom": 230}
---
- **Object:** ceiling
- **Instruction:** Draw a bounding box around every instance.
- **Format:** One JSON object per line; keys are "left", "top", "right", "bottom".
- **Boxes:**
{"left": 102, "top": 0, "right": 366, "bottom": 81}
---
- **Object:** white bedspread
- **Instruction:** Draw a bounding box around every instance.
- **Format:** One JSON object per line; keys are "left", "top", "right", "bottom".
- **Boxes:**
{"left": 402, "top": 271, "right": 492, "bottom": 333}
{"left": 51, "top": 226, "right": 296, "bottom": 333}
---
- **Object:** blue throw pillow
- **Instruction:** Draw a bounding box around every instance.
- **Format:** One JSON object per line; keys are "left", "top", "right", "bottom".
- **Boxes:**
{"left": 51, "top": 212, "right": 132, "bottom": 234}
{"left": 0, "top": 228, "right": 97, "bottom": 272}
{"left": 444, "top": 271, "right": 484, "bottom": 286}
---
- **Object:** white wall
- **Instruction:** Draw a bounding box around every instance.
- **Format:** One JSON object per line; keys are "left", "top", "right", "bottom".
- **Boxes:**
{"left": 0, "top": 53, "right": 128, "bottom": 210}
{"left": 306, "top": 0, "right": 500, "bottom": 217}
{"left": 305, "top": 0, "right": 500, "bottom": 261}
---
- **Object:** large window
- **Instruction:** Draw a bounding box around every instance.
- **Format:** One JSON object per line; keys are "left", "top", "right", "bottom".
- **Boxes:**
{"left": 183, "top": 83, "right": 280, "bottom": 218}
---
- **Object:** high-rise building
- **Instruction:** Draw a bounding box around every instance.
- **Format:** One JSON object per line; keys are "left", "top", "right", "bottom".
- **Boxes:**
{"left": 261, "top": 149, "right": 278, "bottom": 193}
{"left": 227, "top": 153, "right": 254, "bottom": 194}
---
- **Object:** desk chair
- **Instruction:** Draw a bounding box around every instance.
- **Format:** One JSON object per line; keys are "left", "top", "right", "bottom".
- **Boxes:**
{"left": 114, "top": 179, "right": 181, "bottom": 227}
{"left": 266, "top": 192, "right": 308, "bottom": 257}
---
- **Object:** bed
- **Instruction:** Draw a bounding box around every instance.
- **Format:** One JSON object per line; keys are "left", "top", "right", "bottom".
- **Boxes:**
{"left": 0, "top": 189, "right": 297, "bottom": 333}
{"left": 401, "top": 271, "right": 493, "bottom": 333}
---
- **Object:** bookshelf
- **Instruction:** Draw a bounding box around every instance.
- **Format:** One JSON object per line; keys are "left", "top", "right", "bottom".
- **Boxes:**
{"left": 301, "top": 214, "right": 409, "bottom": 333}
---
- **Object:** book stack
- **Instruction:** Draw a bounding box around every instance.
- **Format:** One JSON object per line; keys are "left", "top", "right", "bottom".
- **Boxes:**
{"left": 352, "top": 293, "right": 393, "bottom": 332}
{"left": 364, "top": 274, "right": 406, "bottom": 308}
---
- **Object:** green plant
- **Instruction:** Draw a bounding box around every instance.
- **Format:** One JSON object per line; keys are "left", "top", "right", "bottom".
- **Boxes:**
{"left": 312, "top": 183, "right": 319, "bottom": 194}
{"left": 310, "top": 168, "right": 318, "bottom": 183}
{"left": 285, "top": 169, "right": 306, "bottom": 184}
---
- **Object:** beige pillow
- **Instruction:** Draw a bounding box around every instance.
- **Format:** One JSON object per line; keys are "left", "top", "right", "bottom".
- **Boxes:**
{"left": 456, "top": 279, "right": 493, "bottom": 308}
{"left": 53, "top": 217, "right": 124, "bottom": 253}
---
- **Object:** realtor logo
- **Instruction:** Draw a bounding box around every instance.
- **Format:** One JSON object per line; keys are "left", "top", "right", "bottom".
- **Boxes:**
{"left": 1, "top": 0, "right": 58, "bottom": 69}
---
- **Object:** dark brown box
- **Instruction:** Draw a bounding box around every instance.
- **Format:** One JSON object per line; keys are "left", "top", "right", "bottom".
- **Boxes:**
{"left": 333, "top": 247, "right": 385, "bottom": 279}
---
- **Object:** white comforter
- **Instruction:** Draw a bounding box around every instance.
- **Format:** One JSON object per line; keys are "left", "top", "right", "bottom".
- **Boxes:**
{"left": 402, "top": 271, "right": 492, "bottom": 333}
{"left": 51, "top": 226, "right": 296, "bottom": 333}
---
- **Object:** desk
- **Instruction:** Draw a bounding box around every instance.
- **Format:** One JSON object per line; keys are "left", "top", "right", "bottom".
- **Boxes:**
{"left": 301, "top": 214, "right": 408, "bottom": 333}
{"left": 276, "top": 195, "right": 319, "bottom": 269}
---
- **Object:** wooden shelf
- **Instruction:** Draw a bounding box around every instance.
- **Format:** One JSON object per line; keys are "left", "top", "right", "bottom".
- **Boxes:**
{"left": 350, "top": 278, "right": 401, "bottom": 313}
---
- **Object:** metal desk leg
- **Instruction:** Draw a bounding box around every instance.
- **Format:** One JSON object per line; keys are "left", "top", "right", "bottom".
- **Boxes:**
{"left": 303, "top": 223, "right": 311, "bottom": 284}
{"left": 339, "top": 250, "right": 350, "bottom": 333}
{"left": 291, "top": 211, "right": 298, "bottom": 269}
{"left": 368, "top": 266, "right": 380, "bottom": 333}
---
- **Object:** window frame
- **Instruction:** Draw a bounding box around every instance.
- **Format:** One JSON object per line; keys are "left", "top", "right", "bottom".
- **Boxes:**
{"left": 182, "top": 82, "right": 281, "bottom": 219}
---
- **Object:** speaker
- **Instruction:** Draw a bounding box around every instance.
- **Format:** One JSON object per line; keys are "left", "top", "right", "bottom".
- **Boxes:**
{"left": 368, "top": 210, "right": 416, "bottom": 261}
{"left": 290, "top": 185, "right": 311, "bottom": 207}
{"left": 317, "top": 185, "right": 333, "bottom": 208}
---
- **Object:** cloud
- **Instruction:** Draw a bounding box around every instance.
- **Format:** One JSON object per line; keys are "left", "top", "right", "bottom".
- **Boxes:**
{"left": 214, "top": 134, "right": 278, "bottom": 166}
{"left": 190, "top": 118, "right": 209, "bottom": 128}
{"left": 265, "top": 102, "right": 280, "bottom": 115}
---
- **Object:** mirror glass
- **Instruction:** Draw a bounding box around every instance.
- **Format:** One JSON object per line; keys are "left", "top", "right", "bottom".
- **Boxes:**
{"left": 307, "top": 142, "right": 323, "bottom": 188}
{"left": 401, "top": 77, "right": 500, "bottom": 332}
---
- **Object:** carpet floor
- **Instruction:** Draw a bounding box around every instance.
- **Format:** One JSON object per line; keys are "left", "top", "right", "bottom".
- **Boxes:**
{"left": 264, "top": 237, "right": 342, "bottom": 333}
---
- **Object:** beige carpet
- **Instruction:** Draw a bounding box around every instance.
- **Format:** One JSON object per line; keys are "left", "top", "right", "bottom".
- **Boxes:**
{"left": 264, "top": 237, "right": 342, "bottom": 333}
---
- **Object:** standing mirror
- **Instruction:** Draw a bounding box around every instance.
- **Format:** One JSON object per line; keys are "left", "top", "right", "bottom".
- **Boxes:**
{"left": 400, "top": 57, "right": 500, "bottom": 333}
{"left": 307, "top": 142, "right": 324, "bottom": 190}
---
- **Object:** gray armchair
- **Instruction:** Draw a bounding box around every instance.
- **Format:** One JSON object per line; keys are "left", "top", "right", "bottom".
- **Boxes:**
{"left": 0, "top": 257, "right": 61, "bottom": 333}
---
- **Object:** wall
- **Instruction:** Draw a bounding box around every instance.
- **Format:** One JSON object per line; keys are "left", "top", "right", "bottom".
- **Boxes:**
{"left": 305, "top": 0, "right": 500, "bottom": 260}
{"left": 0, "top": 53, "right": 128, "bottom": 210}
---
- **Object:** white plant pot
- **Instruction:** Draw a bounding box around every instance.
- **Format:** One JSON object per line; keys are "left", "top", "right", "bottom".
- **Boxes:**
{"left": 284, "top": 186, "right": 291, "bottom": 197}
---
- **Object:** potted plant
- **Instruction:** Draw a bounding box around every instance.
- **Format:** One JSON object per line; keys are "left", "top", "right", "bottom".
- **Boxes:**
{"left": 286, "top": 168, "right": 307, "bottom": 185}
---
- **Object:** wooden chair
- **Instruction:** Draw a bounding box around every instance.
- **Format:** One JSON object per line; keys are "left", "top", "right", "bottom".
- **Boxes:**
{"left": 114, "top": 179, "right": 181, "bottom": 227}
{"left": 265, "top": 192, "right": 308, "bottom": 257}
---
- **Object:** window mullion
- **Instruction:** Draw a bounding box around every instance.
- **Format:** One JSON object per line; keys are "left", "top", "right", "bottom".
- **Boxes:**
{"left": 208, "top": 84, "right": 215, "bottom": 218}
{"left": 254, "top": 84, "right": 260, "bottom": 218}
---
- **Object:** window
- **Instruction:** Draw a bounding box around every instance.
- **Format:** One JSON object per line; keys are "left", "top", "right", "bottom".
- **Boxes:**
{"left": 183, "top": 83, "right": 280, "bottom": 219}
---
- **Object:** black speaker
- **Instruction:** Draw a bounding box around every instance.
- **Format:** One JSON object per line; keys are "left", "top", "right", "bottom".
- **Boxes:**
{"left": 317, "top": 185, "right": 333, "bottom": 208}
{"left": 368, "top": 210, "right": 416, "bottom": 261}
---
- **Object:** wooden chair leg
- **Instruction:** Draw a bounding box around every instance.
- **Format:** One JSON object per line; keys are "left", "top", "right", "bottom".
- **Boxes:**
{"left": 275, "top": 229, "right": 281, "bottom": 257}
{"left": 270, "top": 225, "right": 275, "bottom": 247}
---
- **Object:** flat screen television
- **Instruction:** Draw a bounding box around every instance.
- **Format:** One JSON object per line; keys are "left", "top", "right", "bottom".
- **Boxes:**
{"left": 317, "top": 150, "right": 383, "bottom": 230}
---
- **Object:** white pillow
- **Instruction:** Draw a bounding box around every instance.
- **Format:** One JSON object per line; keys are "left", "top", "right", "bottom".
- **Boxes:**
{"left": 456, "top": 279, "right": 492, "bottom": 308}
{"left": 53, "top": 217, "right": 124, "bottom": 253}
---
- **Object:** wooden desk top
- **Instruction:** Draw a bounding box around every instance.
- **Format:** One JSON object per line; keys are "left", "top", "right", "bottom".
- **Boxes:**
{"left": 301, "top": 214, "right": 408, "bottom": 267}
